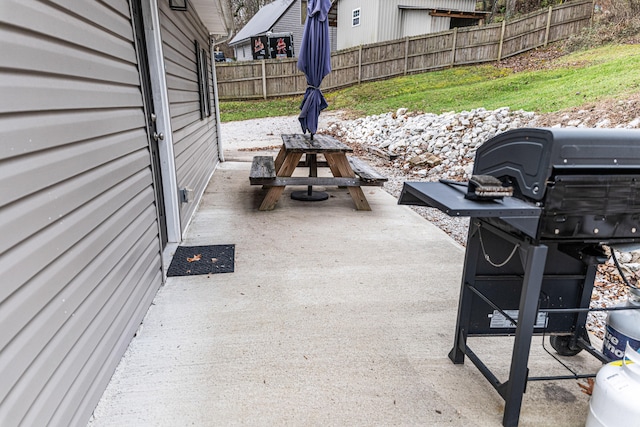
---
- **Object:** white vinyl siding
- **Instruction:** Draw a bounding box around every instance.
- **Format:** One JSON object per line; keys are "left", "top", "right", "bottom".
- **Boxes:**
{"left": 337, "top": 0, "right": 476, "bottom": 50}
{"left": 159, "top": 1, "right": 220, "bottom": 232}
{"left": 0, "top": 0, "right": 163, "bottom": 425}
{"left": 336, "top": 0, "right": 379, "bottom": 50}
{"left": 401, "top": 9, "right": 434, "bottom": 38}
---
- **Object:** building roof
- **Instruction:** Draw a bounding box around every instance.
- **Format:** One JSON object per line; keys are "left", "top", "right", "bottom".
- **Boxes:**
{"left": 229, "top": 0, "right": 296, "bottom": 46}
{"left": 191, "top": 0, "right": 235, "bottom": 36}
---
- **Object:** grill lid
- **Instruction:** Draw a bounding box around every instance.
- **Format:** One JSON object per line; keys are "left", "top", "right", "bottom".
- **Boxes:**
{"left": 473, "top": 128, "right": 640, "bottom": 202}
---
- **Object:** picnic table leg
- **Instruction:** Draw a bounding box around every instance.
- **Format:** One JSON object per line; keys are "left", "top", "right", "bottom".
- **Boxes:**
{"left": 274, "top": 145, "right": 287, "bottom": 173}
{"left": 259, "top": 152, "right": 303, "bottom": 210}
{"left": 325, "top": 153, "right": 371, "bottom": 211}
{"left": 262, "top": 145, "right": 287, "bottom": 190}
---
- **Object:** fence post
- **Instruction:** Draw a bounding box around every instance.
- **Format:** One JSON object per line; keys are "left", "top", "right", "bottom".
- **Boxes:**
{"left": 450, "top": 27, "right": 458, "bottom": 66}
{"left": 215, "top": 3, "right": 593, "bottom": 100}
{"left": 497, "top": 20, "right": 506, "bottom": 61}
{"left": 261, "top": 60, "right": 267, "bottom": 100}
{"left": 544, "top": 6, "right": 553, "bottom": 46}
{"left": 404, "top": 36, "right": 410, "bottom": 75}
{"left": 358, "top": 45, "right": 363, "bottom": 84}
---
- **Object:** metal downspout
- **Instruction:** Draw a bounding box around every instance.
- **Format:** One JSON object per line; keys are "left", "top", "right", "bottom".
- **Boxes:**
{"left": 211, "top": 37, "right": 225, "bottom": 162}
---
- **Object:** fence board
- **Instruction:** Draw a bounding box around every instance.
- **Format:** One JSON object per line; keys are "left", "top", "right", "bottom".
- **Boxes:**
{"left": 217, "top": 0, "right": 593, "bottom": 100}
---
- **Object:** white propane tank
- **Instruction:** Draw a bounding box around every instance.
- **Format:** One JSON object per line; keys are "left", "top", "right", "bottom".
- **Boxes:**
{"left": 586, "top": 343, "right": 640, "bottom": 427}
{"left": 601, "top": 287, "right": 640, "bottom": 360}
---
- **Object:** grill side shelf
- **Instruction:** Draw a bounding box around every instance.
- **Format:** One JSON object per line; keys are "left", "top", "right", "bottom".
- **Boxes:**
{"left": 398, "top": 182, "right": 542, "bottom": 238}
{"left": 398, "top": 182, "right": 542, "bottom": 217}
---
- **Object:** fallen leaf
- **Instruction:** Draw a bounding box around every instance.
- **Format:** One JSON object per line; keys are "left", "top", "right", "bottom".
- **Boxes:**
{"left": 187, "top": 254, "right": 202, "bottom": 262}
{"left": 578, "top": 378, "right": 595, "bottom": 395}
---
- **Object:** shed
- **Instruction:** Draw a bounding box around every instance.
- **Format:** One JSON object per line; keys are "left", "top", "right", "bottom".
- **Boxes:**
{"left": 332, "top": 0, "right": 484, "bottom": 51}
{"left": 0, "top": 0, "right": 232, "bottom": 425}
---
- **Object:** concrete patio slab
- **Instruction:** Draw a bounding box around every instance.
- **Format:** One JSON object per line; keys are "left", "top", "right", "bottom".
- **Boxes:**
{"left": 88, "top": 158, "right": 600, "bottom": 427}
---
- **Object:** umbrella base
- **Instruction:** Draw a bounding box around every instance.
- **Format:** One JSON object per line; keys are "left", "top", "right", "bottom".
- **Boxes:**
{"left": 291, "top": 188, "right": 329, "bottom": 202}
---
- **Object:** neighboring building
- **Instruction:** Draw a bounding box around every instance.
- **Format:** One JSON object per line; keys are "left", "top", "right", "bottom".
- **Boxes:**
{"left": 0, "top": 0, "right": 232, "bottom": 425}
{"left": 229, "top": 0, "right": 338, "bottom": 61}
{"left": 332, "top": 0, "right": 485, "bottom": 51}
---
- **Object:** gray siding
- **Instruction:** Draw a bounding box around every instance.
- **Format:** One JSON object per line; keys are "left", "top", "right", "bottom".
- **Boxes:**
{"left": 0, "top": 0, "right": 163, "bottom": 425}
{"left": 273, "top": 0, "right": 306, "bottom": 57}
{"left": 159, "top": 2, "right": 220, "bottom": 232}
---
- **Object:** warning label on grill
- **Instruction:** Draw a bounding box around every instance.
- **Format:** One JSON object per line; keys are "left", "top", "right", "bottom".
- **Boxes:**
{"left": 489, "top": 310, "right": 548, "bottom": 329}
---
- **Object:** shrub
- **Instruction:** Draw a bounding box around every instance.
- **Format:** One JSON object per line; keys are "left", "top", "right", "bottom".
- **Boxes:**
{"left": 564, "top": 0, "right": 640, "bottom": 51}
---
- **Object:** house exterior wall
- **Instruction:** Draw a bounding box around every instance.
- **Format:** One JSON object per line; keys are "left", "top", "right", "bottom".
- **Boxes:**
{"left": 337, "top": 0, "right": 476, "bottom": 50}
{"left": 0, "top": 0, "right": 224, "bottom": 425}
{"left": 158, "top": 1, "right": 220, "bottom": 232}
{"left": 401, "top": 9, "right": 436, "bottom": 38}
{"left": 273, "top": 0, "right": 306, "bottom": 58}
{"left": 336, "top": 0, "right": 381, "bottom": 51}
{"left": 234, "top": 42, "right": 252, "bottom": 61}
{"left": 0, "top": 0, "right": 164, "bottom": 425}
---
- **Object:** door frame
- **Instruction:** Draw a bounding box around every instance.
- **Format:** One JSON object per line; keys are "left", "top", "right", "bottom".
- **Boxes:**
{"left": 139, "top": 0, "right": 182, "bottom": 245}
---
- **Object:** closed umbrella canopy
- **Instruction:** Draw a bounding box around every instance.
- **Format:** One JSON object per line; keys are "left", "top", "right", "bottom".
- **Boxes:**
{"left": 297, "top": 0, "right": 332, "bottom": 136}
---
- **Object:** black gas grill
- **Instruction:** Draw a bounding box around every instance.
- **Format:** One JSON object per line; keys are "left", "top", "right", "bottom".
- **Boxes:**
{"left": 398, "top": 128, "right": 640, "bottom": 427}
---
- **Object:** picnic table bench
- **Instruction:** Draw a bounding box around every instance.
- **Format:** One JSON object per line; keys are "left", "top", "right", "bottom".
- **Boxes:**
{"left": 249, "top": 134, "right": 387, "bottom": 211}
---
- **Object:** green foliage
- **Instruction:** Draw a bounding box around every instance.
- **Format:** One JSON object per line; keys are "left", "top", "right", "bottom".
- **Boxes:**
{"left": 220, "top": 98, "right": 301, "bottom": 122}
{"left": 219, "top": 44, "right": 640, "bottom": 122}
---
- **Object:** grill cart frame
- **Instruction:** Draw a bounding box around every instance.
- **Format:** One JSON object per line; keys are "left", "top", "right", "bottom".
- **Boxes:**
{"left": 398, "top": 128, "right": 640, "bottom": 427}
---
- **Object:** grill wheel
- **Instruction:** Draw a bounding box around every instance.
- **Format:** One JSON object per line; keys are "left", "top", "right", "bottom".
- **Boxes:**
{"left": 550, "top": 334, "right": 583, "bottom": 356}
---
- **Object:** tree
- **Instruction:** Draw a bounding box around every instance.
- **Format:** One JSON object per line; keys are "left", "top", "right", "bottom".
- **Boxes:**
{"left": 505, "top": 0, "right": 517, "bottom": 19}
{"left": 228, "top": 0, "right": 276, "bottom": 29}
{"left": 487, "top": 0, "right": 557, "bottom": 22}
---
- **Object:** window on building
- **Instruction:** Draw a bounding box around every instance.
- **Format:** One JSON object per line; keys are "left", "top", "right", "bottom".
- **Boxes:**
{"left": 195, "top": 40, "right": 211, "bottom": 119}
{"left": 301, "top": 0, "right": 308, "bottom": 24}
{"left": 352, "top": 8, "right": 360, "bottom": 27}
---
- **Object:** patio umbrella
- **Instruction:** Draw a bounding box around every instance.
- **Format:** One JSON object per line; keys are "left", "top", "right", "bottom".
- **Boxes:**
{"left": 297, "top": 0, "right": 332, "bottom": 136}
{"left": 292, "top": 0, "right": 333, "bottom": 201}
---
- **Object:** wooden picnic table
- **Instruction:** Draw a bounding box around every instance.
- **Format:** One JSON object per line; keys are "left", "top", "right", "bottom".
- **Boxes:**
{"left": 249, "top": 134, "right": 387, "bottom": 211}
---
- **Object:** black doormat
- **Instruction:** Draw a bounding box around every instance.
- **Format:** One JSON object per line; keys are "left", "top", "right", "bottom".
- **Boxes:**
{"left": 167, "top": 244, "right": 235, "bottom": 277}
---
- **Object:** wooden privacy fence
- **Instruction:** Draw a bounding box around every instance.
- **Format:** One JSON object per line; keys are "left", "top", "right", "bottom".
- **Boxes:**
{"left": 215, "top": 0, "right": 593, "bottom": 100}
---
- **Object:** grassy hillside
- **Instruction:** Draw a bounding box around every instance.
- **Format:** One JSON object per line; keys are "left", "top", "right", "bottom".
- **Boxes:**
{"left": 219, "top": 44, "right": 640, "bottom": 122}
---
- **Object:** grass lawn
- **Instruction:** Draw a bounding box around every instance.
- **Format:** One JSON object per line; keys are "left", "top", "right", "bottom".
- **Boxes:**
{"left": 219, "top": 44, "right": 640, "bottom": 122}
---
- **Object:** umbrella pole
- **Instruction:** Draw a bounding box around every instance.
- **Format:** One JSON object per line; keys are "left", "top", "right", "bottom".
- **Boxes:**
{"left": 307, "top": 133, "right": 313, "bottom": 196}
{"left": 291, "top": 132, "right": 329, "bottom": 202}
